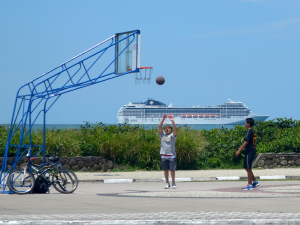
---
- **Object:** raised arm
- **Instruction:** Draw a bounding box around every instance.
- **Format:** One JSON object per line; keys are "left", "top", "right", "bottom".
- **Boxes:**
{"left": 169, "top": 116, "right": 177, "bottom": 136}
{"left": 159, "top": 114, "right": 167, "bottom": 134}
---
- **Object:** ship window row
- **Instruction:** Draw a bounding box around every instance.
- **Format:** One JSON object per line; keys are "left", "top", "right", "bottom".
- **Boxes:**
{"left": 143, "top": 114, "right": 248, "bottom": 117}
{"left": 220, "top": 105, "right": 244, "bottom": 108}
{"left": 145, "top": 109, "right": 249, "bottom": 114}
{"left": 119, "top": 112, "right": 249, "bottom": 117}
{"left": 122, "top": 108, "right": 248, "bottom": 111}
{"left": 120, "top": 109, "right": 250, "bottom": 113}
{"left": 119, "top": 109, "right": 250, "bottom": 117}
{"left": 143, "top": 109, "right": 248, "bottom": 112}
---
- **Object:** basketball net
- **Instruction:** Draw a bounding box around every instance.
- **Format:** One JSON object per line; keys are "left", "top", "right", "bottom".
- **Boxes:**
{"left": 135, "top": 67, "right": 153, "bottom": 84}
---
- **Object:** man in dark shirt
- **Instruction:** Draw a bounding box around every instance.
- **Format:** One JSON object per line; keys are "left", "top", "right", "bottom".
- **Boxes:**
{"left": 235, "top": 118, "right": 259, "bottom": 190}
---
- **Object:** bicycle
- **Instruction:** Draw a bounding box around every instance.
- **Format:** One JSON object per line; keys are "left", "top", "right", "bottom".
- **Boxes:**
{"left": 7, "top": 146, "right": 78, "bottom": 194}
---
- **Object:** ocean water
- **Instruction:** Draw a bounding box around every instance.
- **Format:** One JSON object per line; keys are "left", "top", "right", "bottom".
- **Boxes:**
{"left": 26, "top": 124, "right": 236, "bottom": 131}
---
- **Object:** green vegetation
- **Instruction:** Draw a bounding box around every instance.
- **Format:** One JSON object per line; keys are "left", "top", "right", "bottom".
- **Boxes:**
{"left": 1, "top": 118, "right": 300, "bottom": 170}
{"left": 0, "top": 124, "right": 8, "bottom": 153}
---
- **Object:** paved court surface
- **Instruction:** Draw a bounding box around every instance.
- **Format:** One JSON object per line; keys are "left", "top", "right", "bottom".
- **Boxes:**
{"left": 103, "top": 183, "right": 300, "bottom": 198}
{"left": 1, "top": 177, "right": 300, "bottom": 224}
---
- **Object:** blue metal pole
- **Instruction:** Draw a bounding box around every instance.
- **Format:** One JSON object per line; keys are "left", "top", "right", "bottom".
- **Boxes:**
{"left": 43, "top": 99, "right": 48, "bottom": 164}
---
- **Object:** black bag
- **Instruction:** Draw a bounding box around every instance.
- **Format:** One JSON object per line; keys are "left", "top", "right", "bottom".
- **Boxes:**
{"left": 33, "top": 175, "right": 50, "bottom": 194}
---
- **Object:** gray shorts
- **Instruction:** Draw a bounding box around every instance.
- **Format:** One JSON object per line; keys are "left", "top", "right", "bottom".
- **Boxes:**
{"left": 161, "top": 158, "right": 176, "bottom": 171}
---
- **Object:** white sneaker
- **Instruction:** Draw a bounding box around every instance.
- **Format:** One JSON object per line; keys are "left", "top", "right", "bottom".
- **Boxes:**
{"left": 172, "top": 183, "right": 176, "bottom": 189}
{"left": 165, "top": 183, "right": 170, "bottom": 189}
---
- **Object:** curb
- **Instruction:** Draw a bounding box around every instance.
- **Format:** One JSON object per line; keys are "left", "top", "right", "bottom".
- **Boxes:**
{"left": 78, "top": 175, "right": 300, "bottom": 183}
{"left": 103, "top": 179, "right": 134, "bottom": 183}
{"left": 3, "top": 220, "right": 300, "bottom": 224}
{"left": 216, "top": 176, "right": 240, "bottom": 180}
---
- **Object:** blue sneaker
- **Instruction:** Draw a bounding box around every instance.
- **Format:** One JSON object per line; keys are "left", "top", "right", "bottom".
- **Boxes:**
{"left": 253, "top": 181, "right": 260, "bottom": 188}
{"left": 242, "top": 184, "right": 253, "bottom": 190}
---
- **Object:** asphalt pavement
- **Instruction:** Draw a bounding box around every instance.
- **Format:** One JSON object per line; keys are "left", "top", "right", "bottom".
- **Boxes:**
{"left": 1, "top": 168, "right": 300, "bottom": 225}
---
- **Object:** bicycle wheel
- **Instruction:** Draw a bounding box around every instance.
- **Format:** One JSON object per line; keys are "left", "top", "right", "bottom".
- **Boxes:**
{"left": 51, "top": 169, "right": 78, "bottom": 194}
{"left": 7, "top": 169, "right": 35, "bottom": 194}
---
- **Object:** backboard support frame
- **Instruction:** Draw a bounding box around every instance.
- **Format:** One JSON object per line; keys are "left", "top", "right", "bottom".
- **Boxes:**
{"left": 0, "top": 29, "right": 143, "bottom": 193}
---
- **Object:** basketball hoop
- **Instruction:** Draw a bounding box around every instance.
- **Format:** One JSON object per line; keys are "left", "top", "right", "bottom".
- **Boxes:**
{"left": 135, "top": 67, "right": 153, "bottom": 84}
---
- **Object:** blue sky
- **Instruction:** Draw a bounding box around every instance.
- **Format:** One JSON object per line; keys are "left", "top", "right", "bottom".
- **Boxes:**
{"left": 1, "top": 0, "right": 299, "bottom": 124}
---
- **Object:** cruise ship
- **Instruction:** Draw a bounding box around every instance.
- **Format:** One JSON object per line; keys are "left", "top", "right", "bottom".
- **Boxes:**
{"left": 117, "top": 99, "right": 269, "bottom": 125}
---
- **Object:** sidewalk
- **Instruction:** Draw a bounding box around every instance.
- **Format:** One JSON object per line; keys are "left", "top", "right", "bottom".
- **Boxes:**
{"left": 74, "top": 168, "right": 300, "bottom": 183}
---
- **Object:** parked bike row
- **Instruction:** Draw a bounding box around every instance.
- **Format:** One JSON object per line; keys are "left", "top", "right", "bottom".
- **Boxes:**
{"left": 6, "top": 146, "right": 78, "bottom": 194}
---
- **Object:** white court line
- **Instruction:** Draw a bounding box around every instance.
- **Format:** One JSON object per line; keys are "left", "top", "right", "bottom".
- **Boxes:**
{"left": 216, "top": 176, "right": 240, "bottom": 180}
{"left": 162, "top": 178, "right": 192, "bottom": 182}
{"left": 104, "top": 179, "right": 133, "bottom": 183}
{"left": 259, "top": 175, "right": 286, "bottom": 180}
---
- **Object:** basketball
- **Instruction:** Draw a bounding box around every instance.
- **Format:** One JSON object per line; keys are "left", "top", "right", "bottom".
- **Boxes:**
{"left": 156, "top": 76, "right": 165, "bottom": 85}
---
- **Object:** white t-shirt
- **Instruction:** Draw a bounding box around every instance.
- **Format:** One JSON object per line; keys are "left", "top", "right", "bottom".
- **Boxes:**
{"left": 160, "top": 131, "right": 177, "bottom": 157}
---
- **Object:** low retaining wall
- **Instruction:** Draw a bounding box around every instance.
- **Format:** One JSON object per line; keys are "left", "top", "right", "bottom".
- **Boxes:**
{"left": 2, "top": 153, "right": 299, "bottom": 171}
{"left": 0, "top": 156, "right": 119, "bottom": 172}
{"left": 253, "top": 153, "right": 300, "bottom": 168}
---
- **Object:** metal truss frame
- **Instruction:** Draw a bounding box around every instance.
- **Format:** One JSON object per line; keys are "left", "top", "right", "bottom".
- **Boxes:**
{"left": 0, "top": 30, "right": 141, "bottom": 193}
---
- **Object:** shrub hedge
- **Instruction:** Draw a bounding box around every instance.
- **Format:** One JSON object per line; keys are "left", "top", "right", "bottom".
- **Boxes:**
{"left": 0, "top": 118, "right": 299, "bottom": 170}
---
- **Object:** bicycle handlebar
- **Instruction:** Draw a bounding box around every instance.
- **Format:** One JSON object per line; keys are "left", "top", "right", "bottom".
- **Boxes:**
{"left": 26, "top": 146, "right": 61, "bottom": 159}
{"left": 45, "top": 147, "right": 62, "bottom": 158}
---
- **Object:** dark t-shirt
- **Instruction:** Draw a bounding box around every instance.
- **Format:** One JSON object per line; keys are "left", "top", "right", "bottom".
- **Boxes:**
{"left": 244, "top": 128, "right": 256, "bottom": 155}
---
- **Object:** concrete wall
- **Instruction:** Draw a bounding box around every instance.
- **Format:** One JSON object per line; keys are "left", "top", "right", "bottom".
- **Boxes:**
{"left": 0, "top": 156, "right": 119, "bottom": 172}
{"left": 2, "top": 153, "right": 300, "bottom": 171}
